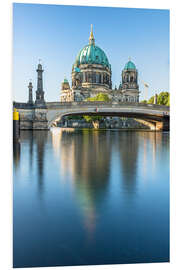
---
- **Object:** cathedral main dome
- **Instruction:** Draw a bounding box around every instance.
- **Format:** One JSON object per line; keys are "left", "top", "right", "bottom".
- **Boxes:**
{"left": 71, "top": 25, "right": 112, "bottom": 92}
{"left": 74, "top": 44, "right": 111, "bottom": 69}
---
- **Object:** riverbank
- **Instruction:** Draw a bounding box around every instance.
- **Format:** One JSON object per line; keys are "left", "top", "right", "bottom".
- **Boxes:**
{"left": 57, "top": 117, "right": 150, "bottom": 129}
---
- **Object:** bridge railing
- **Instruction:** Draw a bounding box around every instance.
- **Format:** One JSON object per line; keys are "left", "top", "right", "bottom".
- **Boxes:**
{"left": 13, "top": 101, "right": 169, "bottom": 111}
{"left": 46, "top": 101, "right": 169, "bottom": 111}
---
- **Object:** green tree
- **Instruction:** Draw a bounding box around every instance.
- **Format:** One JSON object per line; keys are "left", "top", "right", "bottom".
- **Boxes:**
{"left": 157, "top": 91, "right": 169, "bottom": 106}
{"left": 147, "top": 96, "right": 155, "bottom": 104}
{"left": 146, "top": 92, "right": 170, "bottom": 106}
{"left": 86, "top": 93, "right": 110, "bottom": 102}
{"left": 84, "top": 93, "right": 110, "bottom": 128}
{"left": 140, "top": 100, "right": 147, "bottom": 104}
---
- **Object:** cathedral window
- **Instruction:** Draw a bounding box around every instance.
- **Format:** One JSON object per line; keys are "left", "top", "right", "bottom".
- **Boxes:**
{"left": 96, "top": 73, "right": 98, "bottom": 83}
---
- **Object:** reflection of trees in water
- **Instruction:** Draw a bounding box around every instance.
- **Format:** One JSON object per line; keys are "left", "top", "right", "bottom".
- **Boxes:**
{"left": 137, "top": 131, "right": 169, "bottom": 176}
{"left": 115, "top": 131, "right": 169, "bottom": 193}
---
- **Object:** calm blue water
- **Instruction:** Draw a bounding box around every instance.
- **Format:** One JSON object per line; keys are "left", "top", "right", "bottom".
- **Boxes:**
{"left": 13, "top": 129, "right": 169, "bottom": 268}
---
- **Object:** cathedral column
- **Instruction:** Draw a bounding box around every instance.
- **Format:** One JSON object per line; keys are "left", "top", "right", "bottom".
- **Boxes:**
{"left": 101, "top": 73, "right": 103, "bottom": 84}
{"left": 83, "top": 72, "right": 85, "bottom": 83}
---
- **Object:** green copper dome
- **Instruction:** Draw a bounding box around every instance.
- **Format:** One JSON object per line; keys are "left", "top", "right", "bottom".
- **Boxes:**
{"left": 63, "top": 78, "right": 69, "bottom": 83}
{"left": 74, "top": 44, "right": 111, "bottom": 69}
{"left": 124, "top": 60, "right": 136, "bottom": 70}
{"left": 74, "top": 25, "right": 111, "bottom": 70}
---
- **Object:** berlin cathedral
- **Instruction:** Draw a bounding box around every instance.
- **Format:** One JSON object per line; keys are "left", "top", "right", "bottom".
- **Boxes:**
{"left": 60, "top": 25, "right": 140, "bottom": 103}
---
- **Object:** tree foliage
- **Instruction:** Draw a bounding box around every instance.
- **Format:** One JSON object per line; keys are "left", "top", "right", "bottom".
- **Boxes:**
{"left": 83, "top": 115, "right": 102, "bottom": 122}
{"left": 86, "top": 93, "right": 110, "bottom": 102}
{"left": 157, "top": 92, "right": 169, "bottom": 106}
{"left": 140, "top": 91, "right": 170, "bottom": 106}
{"left": 140, "top": 100, "right": 147, "bottom": 104}
{"left": 147, "top": 96, "right": 155, "bottom": 104}
{"left": 83, "top": 93, "right": 110, "bottom": 125}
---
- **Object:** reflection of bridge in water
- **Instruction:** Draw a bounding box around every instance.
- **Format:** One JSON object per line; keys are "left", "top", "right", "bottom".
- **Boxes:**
{"left": 14, "top": 101, "right": 169, "bottom": 131}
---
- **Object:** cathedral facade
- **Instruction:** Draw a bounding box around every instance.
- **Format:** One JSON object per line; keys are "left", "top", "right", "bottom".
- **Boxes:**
{"left": 60, "top": 26, "right": 140, "bottom": 103}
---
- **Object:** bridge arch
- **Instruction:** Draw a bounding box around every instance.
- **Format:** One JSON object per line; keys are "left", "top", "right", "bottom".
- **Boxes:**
{"left": 46, "top": 102, "right": 169, "bottom": 131}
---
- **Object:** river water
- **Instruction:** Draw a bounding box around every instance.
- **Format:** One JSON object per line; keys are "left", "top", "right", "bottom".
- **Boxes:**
{"left": 13, "top": 129, "right": 169, "bottom": 268}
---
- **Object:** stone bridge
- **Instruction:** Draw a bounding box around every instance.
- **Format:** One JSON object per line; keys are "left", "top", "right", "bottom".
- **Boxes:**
{"left": 13, "top": 101, "right": 170, "bottom": 131}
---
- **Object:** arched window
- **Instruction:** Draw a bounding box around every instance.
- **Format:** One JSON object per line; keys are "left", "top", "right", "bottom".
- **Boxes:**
{"left": 88, "top": 73, "right": 92, "bottom": 83}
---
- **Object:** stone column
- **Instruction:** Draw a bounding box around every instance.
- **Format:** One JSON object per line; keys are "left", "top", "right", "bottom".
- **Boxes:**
{"left": 35, "top": 63, "right": 45, "bottom": 106}
{"left": 101, "top": 73, "right": 103, "bottom": 84}
{"left": 83, "top": 72, "right": 85, "bottom": 83}
{"left": 28, "top": 81, "right": 33, "bottom": 105}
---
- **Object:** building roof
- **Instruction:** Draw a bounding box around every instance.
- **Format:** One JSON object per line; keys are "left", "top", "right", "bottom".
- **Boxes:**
{"left": 73, "top": 25, "right": 111, "bottom": 69}
{"left": 124, "top": 60, "right": 136, "bottom": 70}
{"left": 63, "top": 78, "right": 69, "bottom": 83}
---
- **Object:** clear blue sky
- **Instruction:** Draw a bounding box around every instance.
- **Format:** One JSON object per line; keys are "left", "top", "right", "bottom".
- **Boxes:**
{"left": 13, "top": 3, "right": 169, "bottom": 102}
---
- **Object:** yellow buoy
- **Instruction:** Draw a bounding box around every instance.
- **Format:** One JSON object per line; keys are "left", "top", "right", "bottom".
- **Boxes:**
{"left": 13, "top": 108, "right": 20, "bottom": 141}
{"left": 13, "top": 108, "right": 19, "bottom": 121}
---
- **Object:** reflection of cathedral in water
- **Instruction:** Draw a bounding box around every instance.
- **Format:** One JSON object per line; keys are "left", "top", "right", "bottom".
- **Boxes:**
{"left": 118, "top": 132, "right": 139, "bottom": 191}
{"left": 51, "top": 129, "right": 166, "bottom": 235}
{"left": 51, "top": 128, "right": 112, "bottom": 235}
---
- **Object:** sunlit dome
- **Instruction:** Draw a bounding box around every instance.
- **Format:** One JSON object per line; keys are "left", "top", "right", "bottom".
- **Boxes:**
{"left": 73, "top": 25, "right": 111, "bottom": 69}
{"left": 124, "top": 59, "right": 136, "bottom": 70}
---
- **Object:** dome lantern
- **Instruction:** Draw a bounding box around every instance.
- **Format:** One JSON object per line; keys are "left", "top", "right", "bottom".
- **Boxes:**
{"left": 89, "top": 24, "right": 95, "bottom": 46}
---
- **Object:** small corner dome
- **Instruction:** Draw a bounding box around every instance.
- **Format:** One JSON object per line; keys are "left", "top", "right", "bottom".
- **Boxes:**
{"left": 124, "top": 60, "right": 136, "bottom": 70}
{"left": 62, "top": 77, "right": 69, "bottom": 83}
